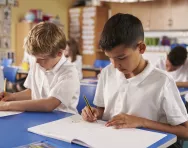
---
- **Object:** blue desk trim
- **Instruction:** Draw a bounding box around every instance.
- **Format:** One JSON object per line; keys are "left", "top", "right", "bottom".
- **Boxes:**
{"left": 149, "top": 133, "right": 176, "bottom": 148}
{"left": 143, "top": 129, "right": 177, "bottom": 148}
{"left": 178, "top": 87, "right": 188, "bottom": 93}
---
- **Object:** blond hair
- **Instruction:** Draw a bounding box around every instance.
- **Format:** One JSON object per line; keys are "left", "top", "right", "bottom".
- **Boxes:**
{"left": 24, "top": 22, "right": 66, "bottom": 57}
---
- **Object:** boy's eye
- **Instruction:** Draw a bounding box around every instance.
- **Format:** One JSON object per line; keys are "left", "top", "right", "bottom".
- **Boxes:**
{"left": 118, "top": 57, "right": 126, "bottom": 60}
{"left": 38, "top": 59, "right": 46, "bottom": 61}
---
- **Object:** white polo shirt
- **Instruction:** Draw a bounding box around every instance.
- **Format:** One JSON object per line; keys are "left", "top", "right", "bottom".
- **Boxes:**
{"left": 94, "top": 62, "right": 188, "bottom": 125}
{"left": 72, "top": 55, "right": 83, "bottom": 80}
{"left": 155, "top": 57, "right": 188, "bottom": 82}
{"left": 24, "top": 55, "right": 80, "bottom": 114}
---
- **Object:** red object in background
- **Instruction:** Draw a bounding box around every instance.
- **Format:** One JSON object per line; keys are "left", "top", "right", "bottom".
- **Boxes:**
{"left": 42, "top": 15, "right": 52, "bottom": 21}
{"left": 29, "top": 9, "right": 42, "bottom": 22}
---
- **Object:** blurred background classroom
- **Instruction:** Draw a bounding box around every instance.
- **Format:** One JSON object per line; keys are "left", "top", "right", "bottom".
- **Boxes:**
{"left": 0, "top": 0, "right": 188, "bottom": 147}
{"left": 1, "top": 0, "right": 188, "bottom": 84}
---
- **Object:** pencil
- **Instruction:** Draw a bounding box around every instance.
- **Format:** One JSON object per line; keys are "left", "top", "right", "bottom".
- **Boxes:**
{"left": 83, "top": 95, "right": 95, "bottom": 116}
{"left": 4, "top": 78, "right": 6, "bottom": 92}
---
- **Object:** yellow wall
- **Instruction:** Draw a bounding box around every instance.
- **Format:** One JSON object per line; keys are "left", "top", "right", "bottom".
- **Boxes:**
{"left": 11, "top": 0, "right": 74, "bottom": 50}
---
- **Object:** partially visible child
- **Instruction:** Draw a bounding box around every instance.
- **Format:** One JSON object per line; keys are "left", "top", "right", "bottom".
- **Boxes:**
{"left": 155, "top": 46, "right": 188, "bottom": 88}
{"left": 64, "top": 38, "right": 83, "bottom": 80}
{"left": 0, "top": 22, "right": 80, "bottom": 114}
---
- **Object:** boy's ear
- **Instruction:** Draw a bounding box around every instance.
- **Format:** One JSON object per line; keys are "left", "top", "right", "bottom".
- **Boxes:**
{"left": 57, "top": 50, "right": 63, "bottom": 57}
{"left": 138, "top": 42, "right": 146, "bottom": 54}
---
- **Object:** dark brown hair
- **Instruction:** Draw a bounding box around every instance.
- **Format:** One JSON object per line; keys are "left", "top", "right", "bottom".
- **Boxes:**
{"left": 67, "top": 38, "right": 80, "bottom": 62}
{"left": 168, "top": 46, "right": 187, "bottom": 66}
{"left": 99, "top": 13, "right": 144, "bottom": 51}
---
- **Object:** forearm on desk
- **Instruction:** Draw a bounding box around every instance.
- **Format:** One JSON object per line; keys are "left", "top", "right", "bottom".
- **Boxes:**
{"left": 142, "top": 118, "right": 188, "bottom": 139}
{"left": 12, "top": 89, "right": 32, "bottom": 101}
{"left": 6, "top": 97, "right": 61, "bottom": 112}
{"left": 176, "top": 82, "right": 188, "bottom": 88}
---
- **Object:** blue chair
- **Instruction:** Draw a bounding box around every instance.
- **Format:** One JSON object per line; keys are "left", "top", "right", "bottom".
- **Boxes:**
{"left": 1, "top": 58, "right": 13, "bottom": 67}
{"left": 94, "top": 60, "right": 110, "bottom": 68}
{"left": 3, "top": 67, "right": 18, "bottom": 83}
{"left": 77, "top": 84, "right": 97, "bottom": 113}
{"left": 181, "top": 96, "right": 186, "bottom": 105}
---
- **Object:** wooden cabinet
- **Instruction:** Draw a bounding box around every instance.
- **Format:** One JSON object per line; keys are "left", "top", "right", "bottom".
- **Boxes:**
{"left": 131, "top": 3, "right": 152, "bottom": 31}
{"left": 110, "top": 0, "right": 188, "bottom": 30}
{"left": 15, "top": 22, "right": 36, "bottom": 66}
{"left": 110, "top": 3, "right": 132, "bottom": 15}
{"left": 69, "top": 6, "right": 109, "bottom": 77}
{"left": 111, "top": 2, "right": 152, "bottom": 30}
{"left": 171, "top": 0, "right": 188, "bottom": 30}
{"left": 150, "top": 0, "right": 188, "bottom": 30}
{"left": 149, "top": 0, "right": 171, "bottom": 30}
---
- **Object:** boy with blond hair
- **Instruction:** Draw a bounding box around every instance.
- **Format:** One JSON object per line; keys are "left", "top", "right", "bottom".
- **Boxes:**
{"left": 0, "top": 22, "right": 80, "bottom": 114}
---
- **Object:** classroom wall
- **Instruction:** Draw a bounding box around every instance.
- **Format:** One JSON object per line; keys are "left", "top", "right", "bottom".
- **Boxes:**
{"left": 11, "top": 0, "right": 74, "bottom": 51}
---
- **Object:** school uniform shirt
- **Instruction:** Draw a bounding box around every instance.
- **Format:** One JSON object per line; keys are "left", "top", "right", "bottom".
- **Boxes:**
{"left": 72, "top": 55, "right": 83, "bottom": 80}
{"left": 24, "top": 55, "right": 80, "bottom": 114}
{"left": 155, "top": 57, "right": 188, "bottom": 82}
{"left": 0, "top": 68, "right": 4, "bottom": 92}
{"left": 93, "top": 62, "right": 188, "bottom": 125}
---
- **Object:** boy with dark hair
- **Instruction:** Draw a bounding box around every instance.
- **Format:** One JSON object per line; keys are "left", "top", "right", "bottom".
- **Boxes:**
{"left": 82, "top": 13, "right": 188, "bottom": 147}
{"left": 156, "top": 46, "right": 188, "bottom": 88}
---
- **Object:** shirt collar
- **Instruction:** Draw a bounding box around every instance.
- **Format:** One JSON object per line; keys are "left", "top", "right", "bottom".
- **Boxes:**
{"left": 116, "top": 61, "right": 154, "bottom": 86}
{"left": 38, "top": 54, "right": 67, "bottom": 74}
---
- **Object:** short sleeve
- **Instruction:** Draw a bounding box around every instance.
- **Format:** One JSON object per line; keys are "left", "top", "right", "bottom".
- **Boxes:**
{"left": 162, "top": 79, "right": 188, "bottom": 125}
{"left": 24, "top": 70, "right": 32, "bottom": 89}
{"left": 93, "top": 70, "right": 105, "bottom": 107}
{"left": 49, "top": 70, "right": 80, "bottom": 107}
{"left": 74, "top": 56, "right": 83, "bottom": 80}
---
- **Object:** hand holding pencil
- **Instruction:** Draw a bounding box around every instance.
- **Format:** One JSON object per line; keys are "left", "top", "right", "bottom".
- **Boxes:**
{"left": 0, "top": 78, "right": 13, "bottom": 101}
{"left": 81, "top": 95, "right": 98, "bottom": 122}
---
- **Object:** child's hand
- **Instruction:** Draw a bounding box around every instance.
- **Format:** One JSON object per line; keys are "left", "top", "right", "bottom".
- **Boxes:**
{"left": 105, "top": 113, "right": 144, "bottom": 129}
{"left": 0, "top": 101, "right": 8, "bottom": 110}
{"left": 0, "top": 92, "right": 15, "bottom": 101}
{"left": 81, "top": 106, "right": 98, "bottom": 122}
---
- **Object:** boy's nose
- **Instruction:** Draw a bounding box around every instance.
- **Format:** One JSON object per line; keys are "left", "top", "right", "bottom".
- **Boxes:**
{"left": 113, "top": 60, "right": 119, "bottom": 69}
{"left": 36, "top": 59, "right": 40, "bottom": 63}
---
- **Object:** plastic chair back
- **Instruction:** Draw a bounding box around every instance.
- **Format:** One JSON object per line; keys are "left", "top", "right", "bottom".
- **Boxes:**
{"left": 94, "top": 60, "right": 110, "bottom": 68}
{"left": 3, "top": 67, "right": 18, "bottom": 83}
{"left": 77, "top": 84, "right": 97, "bottom": 113}
{"left": 1, "top": 58, "right": 13, "bottom": 67}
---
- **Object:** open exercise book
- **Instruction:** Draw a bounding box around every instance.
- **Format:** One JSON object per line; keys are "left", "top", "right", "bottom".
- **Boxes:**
{"left": 28, "top": 115, "right": 169, "bottom": 148}
{"left": 0, "top": 111, "right": 22, "bottom": 117}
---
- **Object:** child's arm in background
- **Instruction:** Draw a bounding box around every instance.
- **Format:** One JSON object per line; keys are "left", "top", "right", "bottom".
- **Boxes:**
{"left": 0, "top": 96, "right": 61, "bottom": 112}
{"left": 176, "top": 82, "right": 188, "bottom": 88}
{"left": 0, "top": 89, "right": 32, "bottom": 101}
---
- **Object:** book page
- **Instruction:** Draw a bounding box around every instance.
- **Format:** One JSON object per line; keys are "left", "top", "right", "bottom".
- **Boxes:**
{"left": 28, "top": 115, "right": 171, "bottom": 148}
{"left": 0, "top": 111, "right": 22, "bottom": 117}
